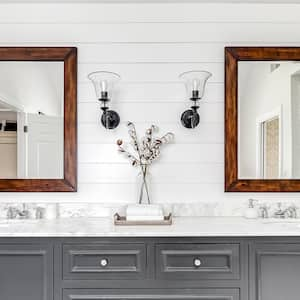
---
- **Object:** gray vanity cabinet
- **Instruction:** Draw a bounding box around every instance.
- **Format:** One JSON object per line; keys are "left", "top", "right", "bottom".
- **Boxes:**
{"left": 250, "top": 243, "right": 300, "bottom": 300}
{"left": 0, "top": 243, "right": 53, "bottom": 300}
{"left": 2, "top": 237, "right": 300, "bottom": 300}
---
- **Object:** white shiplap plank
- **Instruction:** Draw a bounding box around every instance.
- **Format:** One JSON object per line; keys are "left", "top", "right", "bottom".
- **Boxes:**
{"left": 78, "top": 82, "right": 223, "bottom": 103}
{"left": 77, "top": 102, "right": 224, "bottom": 123}
{"left": 1, "top": 23, "right": 300, "bottom": 43}
{"left": 78, "top": 122, "right": 224, "bottom": 144}
{"left": 77, "top": 42, "right": 300, "bottom": 63}
{"left": 78, "top": 144, "right": 224, "bottom": 163}
{"left": 76, "top": 182, "right": 226, "bottom": 204}
{"left": 0, "top": 3, "right": 300, "bottom": 23}
{"left": 78, "top": 163, "right": 224, "bottom": 184}
{"left": 78, "top": 42, "right": 300, "bottom": 64}
{"left": 77, "top": 43, "right": 224, "bottom": 63}
{"left": 78, "top": 63, "right": 223, "bottom": 83}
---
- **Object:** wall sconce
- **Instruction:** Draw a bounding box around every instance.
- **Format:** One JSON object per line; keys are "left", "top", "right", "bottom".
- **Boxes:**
{"left": 88, "top": 71, "right": 121, "bottom": 129}
{"left": 179, "top": 70, "right": 212, "bottom": 129}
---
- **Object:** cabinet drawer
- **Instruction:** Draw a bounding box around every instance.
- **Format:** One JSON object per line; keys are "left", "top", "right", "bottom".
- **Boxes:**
{"left": 156, "top": 243, "right": 240, "bottom": 280}
{"left": 63, "top": 288, "right": 239, "bottom": 300}
{"left": 63, "top": 243, "right": 146, "bottom": 280}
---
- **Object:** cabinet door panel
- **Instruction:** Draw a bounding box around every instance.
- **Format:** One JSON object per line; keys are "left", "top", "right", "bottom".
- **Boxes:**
{"left": 63, "top": 289, "right": 239, "bottom": 300}
{"left": 0, "top": 244, "right": 53, "bottom": 300}
{"left": 250, "top": 243, "right": 300, "bottom": 300}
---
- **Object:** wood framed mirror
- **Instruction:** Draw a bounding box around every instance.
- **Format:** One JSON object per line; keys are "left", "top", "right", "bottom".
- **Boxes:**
{"left": 0, "top": 47, "right": 77, "bottom": 192}
{"left": 225, "top": 47, "right": 300, "bottom": 192}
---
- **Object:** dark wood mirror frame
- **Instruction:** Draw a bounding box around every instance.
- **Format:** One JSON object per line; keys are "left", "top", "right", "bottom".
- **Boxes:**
{"left": 225, "top": 47, "right": 300, "bottom": 192}
{"left": 0, "top": 47, "right": 77, "bottom": 192}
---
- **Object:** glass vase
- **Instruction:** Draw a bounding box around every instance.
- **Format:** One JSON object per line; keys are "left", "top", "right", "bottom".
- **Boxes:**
{"left": 136, "top": 165, "right": 152, "bottom": 205}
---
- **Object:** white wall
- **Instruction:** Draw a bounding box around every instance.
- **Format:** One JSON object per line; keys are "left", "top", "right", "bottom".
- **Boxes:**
{"left": 1, "top": 2, "right": 300, "bottom": 207}
{"left": 0, "top": 62, "right": 64, "bottom": 117}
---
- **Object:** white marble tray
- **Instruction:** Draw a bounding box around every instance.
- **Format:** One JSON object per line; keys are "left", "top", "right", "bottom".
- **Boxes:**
{"left": 114, "top": 213, "right": 172, "bottom": 226}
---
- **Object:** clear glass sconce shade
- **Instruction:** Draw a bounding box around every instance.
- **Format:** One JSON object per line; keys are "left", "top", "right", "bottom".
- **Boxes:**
{"left": 88, "top": 71, "right": 121, "bottom": 100}
{"left": 179, "top": 70, "right": 212, "bottom": 99}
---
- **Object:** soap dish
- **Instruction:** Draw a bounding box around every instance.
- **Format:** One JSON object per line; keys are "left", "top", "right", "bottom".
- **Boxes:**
{"left": 114, "top": 213, "right": 172, "bottom": 226}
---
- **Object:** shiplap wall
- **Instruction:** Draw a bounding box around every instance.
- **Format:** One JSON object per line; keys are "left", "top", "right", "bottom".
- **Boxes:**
{"left": 1, "top": 2, "right": 300, "bottom": 207}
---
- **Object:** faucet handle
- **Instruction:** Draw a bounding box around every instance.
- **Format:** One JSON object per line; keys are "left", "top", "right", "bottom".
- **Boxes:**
{"left": 273, "top": 202, "right": 286, "bottom": 218}
{"left": 287, "top": 205, "right": 298, "bottom": 218}
{"left": 35, "top": 207, "right": 45, "bottom": 219}
{"left": 6, "top": 207, "right": 18, "bottom": 219}
{"left": 248, "top": 198, "right": 258, "bottom": 208}
{"left": 259, "top": 204, "right": 269, "bottom": 218}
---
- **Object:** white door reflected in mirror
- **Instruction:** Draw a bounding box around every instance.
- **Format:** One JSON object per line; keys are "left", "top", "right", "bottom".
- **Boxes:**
{"left": 261, "top": 116, "right": 280, "bottom": 179}
{"left": 0, "top": 62, "right": 64, "bottom": 179}
{"left": 238, "top": 61, "right": 300, "bottom": 179}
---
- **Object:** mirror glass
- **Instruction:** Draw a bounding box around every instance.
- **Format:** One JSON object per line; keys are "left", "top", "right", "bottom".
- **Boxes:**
{"left": 238, "top": 61, "right": 300, "bottom": 179}
{"left": 0, "top": 62, "right": 64, "bottom": 179}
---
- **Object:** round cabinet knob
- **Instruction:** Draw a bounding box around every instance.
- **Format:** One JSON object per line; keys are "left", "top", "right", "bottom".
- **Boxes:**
{"left": 100, "top": 258, "right": 108, "bottom": 267}
{"left": 193, "top": 258, "right": 202, "bottom": 267}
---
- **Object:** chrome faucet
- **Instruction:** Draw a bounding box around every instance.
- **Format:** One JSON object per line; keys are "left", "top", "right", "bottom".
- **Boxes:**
{"left": 273, "top": 203, "right": 297, "bottom": 219}
{"left": 7, "top": 204, "right": 30, "bottom": 219}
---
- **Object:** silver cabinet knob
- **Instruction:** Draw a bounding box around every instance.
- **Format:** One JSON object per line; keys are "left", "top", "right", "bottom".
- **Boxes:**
{"left": 193, "top": 258, "right": 202, "bottom": 267}
{"left": 100, "top": 258, "right": 108, "bottom": 267}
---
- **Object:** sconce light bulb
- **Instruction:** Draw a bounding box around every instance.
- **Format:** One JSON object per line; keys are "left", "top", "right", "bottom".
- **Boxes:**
{"left": 101, "top": 80, "right": 108, "bottom": 92}
{"left": 192, "top": 78, "right": 199, "bottom": 92}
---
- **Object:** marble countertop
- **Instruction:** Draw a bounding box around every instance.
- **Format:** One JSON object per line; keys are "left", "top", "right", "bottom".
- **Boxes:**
{"left": 0, "top": 216, "right": 300, "bottom": 237}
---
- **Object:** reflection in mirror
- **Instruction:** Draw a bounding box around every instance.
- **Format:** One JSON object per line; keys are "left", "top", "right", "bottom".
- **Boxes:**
{"left": 238, "top": 61, "right": 300, "bottom": 179}
{"left": 0, "top": 62, "right": 64, "bottom": 179}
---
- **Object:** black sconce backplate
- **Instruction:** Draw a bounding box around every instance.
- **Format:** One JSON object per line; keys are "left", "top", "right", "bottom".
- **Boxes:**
{"left": 101, "top": 110, "right": 120, "bottom": 129}
{"left": 181, "top": 109, "right": 200, "bottom": 129}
